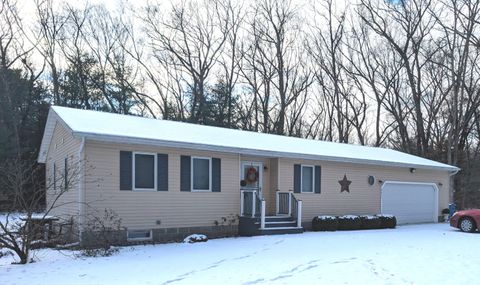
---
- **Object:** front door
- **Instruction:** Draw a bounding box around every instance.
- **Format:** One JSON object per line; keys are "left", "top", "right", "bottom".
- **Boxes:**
{"left": 241, "top": 161, "right": 263, "bottom": 192}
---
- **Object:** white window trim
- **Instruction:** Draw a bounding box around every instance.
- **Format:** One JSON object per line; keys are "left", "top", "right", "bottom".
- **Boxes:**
{"left": 191, "top": 156, "right": 212, "bottom": 192}
{"left": 132, "top": 152, "right": 157, "bottom": 191}
{"left": 127, "top": 229, "right": 153, "bottom": 241}
{"left": 300, "top": 165, "right": 315, "bottom": 193}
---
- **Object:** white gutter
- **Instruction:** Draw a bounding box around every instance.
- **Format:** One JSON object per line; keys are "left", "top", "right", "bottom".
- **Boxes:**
{"left": 449, "top": 169, "right": 460, "bottom": 176}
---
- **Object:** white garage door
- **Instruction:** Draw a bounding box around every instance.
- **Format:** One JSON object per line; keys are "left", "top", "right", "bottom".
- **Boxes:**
{"left": 381, "top": 182, "right": 438, "bottom": 224}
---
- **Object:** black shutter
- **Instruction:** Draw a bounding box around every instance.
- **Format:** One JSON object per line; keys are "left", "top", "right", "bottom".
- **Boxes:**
{"left": 315, "top": 165, "right": 321, "bottom": 194}
{"left": 120, "top": 151, "right": 132, "bottom": 190}
{"left": 157, "top": 154, "right": 168, "bottom": 191}
{"left": 293, "top": 164, "right": 301, "bottom": 193}
{"left": 53, "top": 163, "right": 57, "bottom": 192}
{"left": 180, "top": 155, "right": 191, "bottom": 191}
{"left": 64, "top": 157, "right": 68, "bottom": 190}
{"left": 212, "top": 158, "right": 221, "bottom": 192}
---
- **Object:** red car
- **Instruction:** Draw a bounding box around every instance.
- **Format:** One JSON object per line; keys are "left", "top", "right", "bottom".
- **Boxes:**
{"left": 450, "top": 209, "right": 480, "bottom": 232}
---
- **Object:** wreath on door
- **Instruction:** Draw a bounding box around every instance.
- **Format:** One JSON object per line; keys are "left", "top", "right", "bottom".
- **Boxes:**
{"left": 246, "top": 167, "right": 258, "bottom": 183}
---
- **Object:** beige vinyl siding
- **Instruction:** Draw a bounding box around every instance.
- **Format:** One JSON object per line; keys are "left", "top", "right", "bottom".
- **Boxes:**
{"left": 45, "top": 122, "right": 82, "bottom": 221}
{"left": 278, "top": 158, "right": 450, "bottom": 222}
{"left": 269, "top": 158, "right": 279, "bottom": 215}
{"left": 84, "top": 141, "right": 240, "bottom": 230}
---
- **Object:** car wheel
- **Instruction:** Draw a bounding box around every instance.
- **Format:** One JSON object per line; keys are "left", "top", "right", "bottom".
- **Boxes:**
{"left": 459, "top": 217, "right": 476, "bottom": 233}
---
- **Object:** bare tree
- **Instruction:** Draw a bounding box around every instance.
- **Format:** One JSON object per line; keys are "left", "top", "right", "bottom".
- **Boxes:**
{"left": 308, "top": 0, "right": 352, "bottom": 143}
{"left": 358, "top": 0, "right": 439, "bottom": 155}
{"left": 215, "top": 0, "right": 245, "bottom": 128}
{"left": 430, "top": 0, "right": 480, "bottom": 205}
{"left": 0, "top": 158, "right": 80, "bottom": 264}
{"left": 34, "top": 0, "right": 66, "bottom": 104}
{"left": 241, "top": 0, "right": 312, "bottom": 135}
{"left": 143, "top": 0, "right": 231, "bottom": 123}
{"left": 344, "top": 16, "right": 395, "bottom": 146}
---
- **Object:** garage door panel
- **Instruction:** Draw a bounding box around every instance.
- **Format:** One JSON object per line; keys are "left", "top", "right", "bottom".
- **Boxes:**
{"left": 382, "top": 183, "right": 436, "bottom": 224}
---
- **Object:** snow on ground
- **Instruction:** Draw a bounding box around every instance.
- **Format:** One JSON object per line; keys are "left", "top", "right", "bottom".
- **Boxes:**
{"left": 1, "top": 223, "right": 479, "bottom": 285}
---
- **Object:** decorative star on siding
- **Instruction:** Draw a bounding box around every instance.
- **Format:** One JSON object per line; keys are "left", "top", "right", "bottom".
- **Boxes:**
{"left": 339, "top": 174, "right": 351, "bottom": 193}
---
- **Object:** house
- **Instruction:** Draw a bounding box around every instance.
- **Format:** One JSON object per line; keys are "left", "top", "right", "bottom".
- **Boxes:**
{"left": 38, "top": 106, "right": 459, "bottom": 243}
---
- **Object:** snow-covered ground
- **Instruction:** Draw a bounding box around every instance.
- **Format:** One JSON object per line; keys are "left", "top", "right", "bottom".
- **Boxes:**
{"left": 1, "top": 223, "right": 479, "bottom": 285}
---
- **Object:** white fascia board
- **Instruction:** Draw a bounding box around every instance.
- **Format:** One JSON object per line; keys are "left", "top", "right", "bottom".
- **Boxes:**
{"left": 37, "top": 109, "right": 76, "bottom": 163}
{"left": 73, "top": 131, "right": 460, "bottom": 173}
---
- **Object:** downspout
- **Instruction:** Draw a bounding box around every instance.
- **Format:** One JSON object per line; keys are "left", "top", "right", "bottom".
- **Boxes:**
{"left": 238, "top": 153, "right": 241, "bottom": 216}
{"left": 77, "top": 137, "right": 85, "bottom": 243}
{"left": 448, "top": 168, "right": 460, "bottom": 204}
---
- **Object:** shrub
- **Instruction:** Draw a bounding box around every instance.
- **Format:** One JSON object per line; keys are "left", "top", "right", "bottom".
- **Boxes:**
{"left": 184, "top": 234, "right": 208, "bottom": 243}
{"left": 312, "top": 216, "right": 338, "bottom": 231}
{"left": 337, "top": 215, "right": 362, "bottom": 230}
{"left": 80, "top": 209, "right": 123, "bottom": 257}
{"left": 377, "top": 214, "right": 397, "bottom": 229}
{"left": 441, "top": 208, "right": 450, "bottom": 215}
{"left": 0, "top": 250, "right": 13, "bottom": 259}
{"left": 360, "top": 215, "right": 382, "bottom": 230}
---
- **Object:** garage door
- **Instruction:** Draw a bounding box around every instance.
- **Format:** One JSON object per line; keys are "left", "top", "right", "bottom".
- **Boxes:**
{"left": 381, "top": 182, "right": 437, "bottom": 224}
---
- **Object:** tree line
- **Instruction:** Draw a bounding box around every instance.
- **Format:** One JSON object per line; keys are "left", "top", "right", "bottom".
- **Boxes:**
{"left": 1, "top": 0, "right": 479, "bottom": 208}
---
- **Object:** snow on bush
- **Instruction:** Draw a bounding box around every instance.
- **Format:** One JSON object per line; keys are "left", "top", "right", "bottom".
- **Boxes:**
{"left": 375, "top": 215, "right": 397, "bottom": 229}
{"left": 376, "top": 214, "right": 394, "bottom": 218}
{"left": 183, "top": 234, "right": 208, "bottom": 243}
{"left": 314, "top": 214, "right": 397, "bottom": 231}
{"left": 338, "top": 215, "right": 360, "bottom": 220}
{"left": 312, "top": 216, "right": 339, "bottom": 231}
{"left": 316, "top": 215, "right": 336, "bottom": 220}
{"left": 360, "top": 215, "right": 382, "bottom": 230}
{"left": 360, "top": 215, "right": 377, "bottom": 220}
{"left": 337, "top": 215, "right": 362, "bottom": 230}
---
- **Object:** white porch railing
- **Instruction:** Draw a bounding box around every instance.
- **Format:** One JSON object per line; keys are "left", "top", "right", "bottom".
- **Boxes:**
{"left": 276, "top": 191, "right": 292, "bottom": 215}
{"left": 276, "top": 190, "right": 302, "bottom": 227}
{"left": 240, "top": 189, "right": 266, "bottom": 228}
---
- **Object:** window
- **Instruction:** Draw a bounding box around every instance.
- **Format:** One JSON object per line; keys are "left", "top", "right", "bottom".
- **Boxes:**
{"left": 127, "top": 229, "right": 152, "bottom": 241}
{"left": 301, "top": 165, "right": 314, "bottom": 193}
{"left": 133, "top": 152, "right": 157, "bottom": 190}
{"left": 191, "top": 157, "right": 211, "bottom": 191}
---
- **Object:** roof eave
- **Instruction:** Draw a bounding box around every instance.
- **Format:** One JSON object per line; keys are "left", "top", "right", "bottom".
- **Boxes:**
{"left": 75, "top": 131, "right": 459, "bottom": 172}
{"left": 37, "top": 108, "right": 75, "bottom": 163}
{"left": 37, "top": 110, "right": 57, "bottom": 163}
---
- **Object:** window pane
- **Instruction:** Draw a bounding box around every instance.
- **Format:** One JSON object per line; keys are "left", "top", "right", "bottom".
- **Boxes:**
{"left": 243, "top": 165, "right": 260, "bottom": 188}
{"left": 135, "top": 154, "right": 155, "bottom": 189}
{"left": 193, "top": 158, "right": 210, "bottom": 190}
{"left": 128, "top": 230, "right": 151, "bottom": 240}
{"left": 302, "top": 166, "right": 313, "bottom": 192}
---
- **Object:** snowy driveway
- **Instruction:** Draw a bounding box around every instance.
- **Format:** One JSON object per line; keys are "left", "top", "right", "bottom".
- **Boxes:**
{"left": 1, "top": 223, "right": 479, "bottom": 285}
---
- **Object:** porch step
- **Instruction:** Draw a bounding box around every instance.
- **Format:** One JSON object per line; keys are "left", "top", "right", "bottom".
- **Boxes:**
{"left": 256, "top": 220, "right": 297, "bottom": 228}
{"left": 239, "top": 216, "right": 303, "bottom": 236}
{"left": 258, "top": 226, "right": 303, "bottom": 235}
{"left": 265, "top": 216, "right": 294, "bottom": 223}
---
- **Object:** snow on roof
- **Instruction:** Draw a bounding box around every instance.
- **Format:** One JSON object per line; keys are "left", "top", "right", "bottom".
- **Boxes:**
{"left": 38, "top": 106, "right": 458, "bottom": 171}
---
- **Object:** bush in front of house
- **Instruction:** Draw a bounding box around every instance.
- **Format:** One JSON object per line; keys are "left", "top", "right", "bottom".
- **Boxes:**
{"left": 376, "top": 214, "right": 397, "bottom": 229}
{"left": 360, "top": 215, "right": 382, "bottom": 230}
{"left": 183, "top": 234, "right": 208, "bottom": 243}
{"left": 312, "top": 214, "right": 397, "bottom": 231}
{"left": 312, "top": 215, "right": 339, "bottom": 231}
{"left": 337, "top": 215, "right": 362, "bottom": 230}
